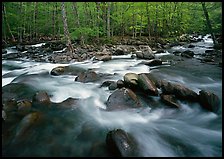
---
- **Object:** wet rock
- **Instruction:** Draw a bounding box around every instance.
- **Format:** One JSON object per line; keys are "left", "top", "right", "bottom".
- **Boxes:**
{"left": 3, "top": 99, "right": 17, "bottom": 112}
{"left": 161, "top": 81, "right": 198, "bottom": 101}
{"left": 14, "top": 112, "right": 43, "bottom": 141}
{"left": 108, "top": 82, "right": 117, "bottom": 90}
{"left": 16, "top": 45, "right": 27, "bottom": 52}
{"left": 136, "top": 50, "right": 155, "bottom": 60}
{"left": 43, "top": 41, "right": 66, "bottom": 51}
{"left": 143, "top": 73, "right": 161, "bottom": 88}
{"left": 2, "top": 83, "right": 37, "bottom": 102}
{"left": 101, "top": 80, "right": 114, "bottom": 87}
{"left": 2, "top": 49, "right": 7, "bottom": 54}
{"left": 114, "top": 47, "right": 126, "bottom": 55}
{"left": 160, "top": 94, "right": 180, "bottom": 108}
{"left": 155, "top": 49, "right": 166, "bottom": 53}
{"left": 55, "top": 97, "right": 79, "bottom": 109}
{"left": 94, "top": 55, "right": 112, "bottom": 61}
{"left": 17, "top": 100, "right": 32, "bottom": 116}
{"left": 138, "top": 73, "right": 158, "bottom": 96}
{"left": 106, "top": 88, "right": 142, "bottom": 111}
{"left": 50, "top": 65, "right": 86, "bottom": 76}
{"left": 199, "top": 90, "right": 220, "bottom": 113}
{"left": 75, "top": 70, "right": 100, "bottom": 83}
{"left": 32, "top": 91, "right": 51, "bottom": 107}
{"left": 201, "top": 58, "right": 214, "bottom": 63}
{"left": 123, "top": 73, "right": 139, "bottom": 87}
{"left": 188, "top": 44, "right": 195, "bottom": 48}
{"left": 117, "top": 80, "right": 125, "bottom": 88}
{"left": 135, "top": 51, "right": 144, "bottom": 59}
{"left": 3, "top": 53, "right": 19, "bottom": 59}
{"left": 106, "top": 129, "right": 138, "bottom": 157}
{"left": 141, "top": 59, "right": 162, "bottom": 66}
{"left": 181, "top": 50, "right": 194, "bottom": 58}
{"left": 173, "top": 51, "right": 182, "bottom": 56}
{"left": 205, "top": 49, "right": 214, "bottom": 53}
{"left": 50, "top": 66, "right": 66, "bottom": 75}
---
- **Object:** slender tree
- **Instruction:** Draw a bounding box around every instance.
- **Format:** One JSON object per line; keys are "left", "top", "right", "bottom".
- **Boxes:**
{"left": 201, "top": 2, "right": 217, "bottom": 45}
{"left": 72, "top": 2, "right": 84, "bottom": 45}
{"left": 3, "top": 3, "right": 16, "bottom": 42}
{"left": 146, "top": 2, "right": 151, "bottom": 40}
{"left": 61, "top": 2, "right": 74, "bottom": 56}
{"left": 95, "top": 2, "right": 100, "bottom": 42}
{"left": 107, "top": 2, "right": 111, "bottom": 38}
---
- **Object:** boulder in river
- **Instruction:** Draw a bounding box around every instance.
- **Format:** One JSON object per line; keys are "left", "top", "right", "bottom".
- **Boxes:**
{"left": 181, "top": 50, "right": 194, "bottom": 58}
{"left": 100, "top": 80, "right": 114, "bottom": 87}
{"left": 32, "top": 91, "right": 51, "bottom": 109}
{"left": 3, "top": 99, "right": 17, "bottom": 112}
{"left": 114, "top": 46, "right": 126, "bottom": 55}
{"left": 123, "top": 73, "right": 139, "bottom": 87}
{"left": 160, "top": 94, "right": 180, "bottom": 108}
{"left": 14, "top": 111, "right": 43, "bottom": 142}
{"left": 141, "top": 59, "right": 163, "bottom": 66}
{"left": 136, "top": 50, "right": 155, "bottom": 60}
{"left": 2, "top": 83, "right": 37, "bottom": 102}
{"left": 94, "top": 55, "right": 112, "bottom": 61}
{"left": 161, "top": 81, "right": 198, "bottom": 101}
{"left": 143, "top": 73, "right": 162, "bottom": 88}
{"left": 188, "top": 44, "right": 195, "bottom": 48}
{"left": 138, "top": 73, "right": 158, "bottom": 96}
{"left": 106, "top": 88, "right": 142, "bottom": 111}
{"left": 117, "top": 80, "right": 125, "bottom": 88}
{"left": 50, "top": 65, "right": 86, "bottom": 76}
{"left": 106, "top": 129, "right": 138, "bottom": 157}
{"left": 75, "top": 70, "right": 100, "bottom": 83}
{"left": 53, "top": 97, "right": 79, "bottom": 110}
{"left": 17, "top": 99, "right": 32, "bottom": 116}
{"left": 199, "top": 90, "right": 220, "bottom": 113}
{"left": 108, "top": 81, "right": 118, "bottom": 90}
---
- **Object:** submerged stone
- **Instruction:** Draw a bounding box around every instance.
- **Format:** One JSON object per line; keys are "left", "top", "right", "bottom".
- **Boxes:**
{"left": 199, "top": 90, "right": 220, "bottom": 113}
{"left": 106, "top": 129, "right": 138, "bottom": 157}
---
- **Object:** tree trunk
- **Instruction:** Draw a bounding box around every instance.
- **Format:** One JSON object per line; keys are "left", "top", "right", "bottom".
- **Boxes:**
{"left": 72, "top": 2, "right": 84, "bottom": 45}
{"left": 155, "top": 3, "right": 158, "bottom": 40}
{"left": 95, "top": 2, "right": 100, "bottom": 42}
{"left": 201, "top": 2, "right": 217, "bottom": 45}
{"left": 34, "top": 2, "right": 38, "bottom": 40}
{"left": 61, "top": 2, "right": 74, "bottom": 56}
{"left": 107, "top": 2, "right": 111, "bottom": 38}
{"left": 52, "top": 3, "right": 56, "bottom": 37}
{"left": 132, "top": 10, "right": 136, "bottom": 38}
{"left": 3, "top": 3, "right": 16, "bottom": 42}
{"left": 139, "top": 12, "right": 143, "bottom": 37}
{"left": 146, "top": 2, "right": 151, "bottom": 40}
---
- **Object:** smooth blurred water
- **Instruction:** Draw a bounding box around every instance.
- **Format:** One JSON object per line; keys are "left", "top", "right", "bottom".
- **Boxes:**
{"left": 2, "top": 35, "right": 222, "bottom": 157}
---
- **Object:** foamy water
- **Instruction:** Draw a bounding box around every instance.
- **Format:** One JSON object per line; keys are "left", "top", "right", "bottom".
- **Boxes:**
{"left": 2, "top": 34, "right": 222, "bottom": 157}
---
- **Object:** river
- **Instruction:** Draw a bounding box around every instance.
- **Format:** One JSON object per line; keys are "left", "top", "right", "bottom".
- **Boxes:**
{"left": 2, "top": 34, "right": 222, "bottom": 157}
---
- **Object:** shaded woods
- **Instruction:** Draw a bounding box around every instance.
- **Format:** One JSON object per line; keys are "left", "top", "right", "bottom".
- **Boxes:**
{"left": 2, "top": 2, "right": 222, "bottom": 48}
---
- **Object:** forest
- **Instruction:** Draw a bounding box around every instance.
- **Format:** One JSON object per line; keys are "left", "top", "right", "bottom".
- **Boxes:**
{"left": 2, "top": 2, "right": 222, "bottom": 157}
{"left": 2, "top": 2, "right": 222, "bottom": 46}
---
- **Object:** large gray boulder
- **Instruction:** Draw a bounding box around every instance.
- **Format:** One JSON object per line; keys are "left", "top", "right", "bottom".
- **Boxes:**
{"left": 123, "top": 73, "right": 139, "bottom": 86}
{"left": 106, "top": 88, "right": 142, "bottom": 111}
{"left": 161, "top": 81, "right": 198, "bottom": 101}
{"left": 199, "top": 90, "right": 220, "bottom": 113}
{"left": 138, "top": 73, "right": 158, "bottom": 96}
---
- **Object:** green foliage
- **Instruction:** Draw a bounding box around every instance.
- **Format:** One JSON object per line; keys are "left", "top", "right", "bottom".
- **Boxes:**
{"left": 2, "top": 2, "right": 222, "bottom": 43}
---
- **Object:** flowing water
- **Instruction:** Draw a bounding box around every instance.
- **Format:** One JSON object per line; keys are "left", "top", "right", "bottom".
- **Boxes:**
{"left": 2, "top": 35, "right": 222, "bottom": 157}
